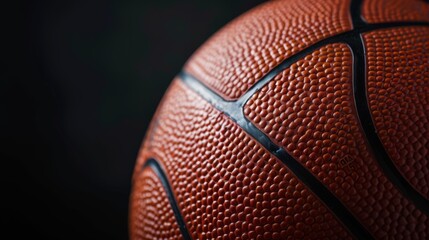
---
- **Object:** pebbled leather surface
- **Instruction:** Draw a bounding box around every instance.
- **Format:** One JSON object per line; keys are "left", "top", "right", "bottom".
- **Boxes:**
{"left": 364, "top": 27, "right": 429, "bottom": 200}
{"left": 131, "top": 0, "right": 429, "bottom": 239}
{"left": 134, "top": 80, "right": 352, "bottom": 239}
{"left": 185, "top": 0, "right": 352, "bottom": 100}
{"left": 130, "top": 167, "right": 183, "bottom": 240}
{"left": 361, "top": 0, "right": 429, "bottom": 23}
{"left": 244, "top": 43, "right": 428, "bottom": 239}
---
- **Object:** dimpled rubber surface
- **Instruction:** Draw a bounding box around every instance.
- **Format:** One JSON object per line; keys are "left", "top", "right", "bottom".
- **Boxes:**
{"left": 184, "top": 0, "right": 352, "bottom": 100}
{"left": 130, "top": 167, "right": 182, "bottom": 240}
{"left": 363, "top": 27, "right": 429, "bottom": 199}
{"left": 135, "top": 80, "right": 352, "bottom": 239}
{"left": 362, "top": 0, "right": 429, "bottom": 23}
{"left": 244, "top": 43, "right": 428, "bottom": 239}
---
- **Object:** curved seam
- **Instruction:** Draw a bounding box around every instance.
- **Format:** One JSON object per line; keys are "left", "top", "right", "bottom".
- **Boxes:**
{"left": 179, "top": 72, "right": 374, "bottom": 240}
{"left": 169, "top": 2, "right": 429, "bottom": 239}
{"left": 142, "top": 158, "right": 192, "bottom": 240}
{"left": 237, "top": 22, "right": 429, "bottom": 106}
{"left": 177, "top": 21, "right": 429, "bottom": 240}
{"left": 349, "top": 0, "right": 429, "bottom": 215}
{"left": 348, "top": 33, "right": 429, "bottom": 215}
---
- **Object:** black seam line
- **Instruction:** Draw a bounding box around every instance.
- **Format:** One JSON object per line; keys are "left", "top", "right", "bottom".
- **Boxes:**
{"left": 348, "top": 0, "right": 429, "bottom": 216}
{"left": 175, "top": 8, "right": 429, "bottom": 239}
{"left": 142, "top": 159, "right": 192, "bottom": 240}
{"left": 348, "top": 33, "right": 429, "bottom": 216}
{"left": 177, "top": 22, "right": 429, "bottom": 238}
{"left": 350, "top": 0, "right": 365, "bottom": 28}
{"left": 237, "top": 22, "right": 429, "bottom": 107}
{"left": 179, "top": 72, "right": 374, "bottom": 240}
{"left": 240, "top": 0, "right": 429, "bottom": 216}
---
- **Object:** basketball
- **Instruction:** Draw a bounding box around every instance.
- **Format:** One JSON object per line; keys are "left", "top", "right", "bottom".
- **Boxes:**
{"left": 130, "top": 0, "right": 429, "bottom": 239}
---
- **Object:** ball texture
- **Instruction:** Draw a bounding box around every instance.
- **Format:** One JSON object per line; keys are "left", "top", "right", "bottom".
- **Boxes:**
{"left": 130, "top": 0, "right": 429, "bottom": 239}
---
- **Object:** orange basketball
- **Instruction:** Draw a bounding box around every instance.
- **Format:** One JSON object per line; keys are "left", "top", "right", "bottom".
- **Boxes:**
{"left": 130, "top": 0, "right": 429, "bottom": 239}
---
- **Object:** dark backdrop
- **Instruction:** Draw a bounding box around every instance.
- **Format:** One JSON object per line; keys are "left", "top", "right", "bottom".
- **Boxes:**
{"left": 3, "top": 0, "right": 265, "bottom": 239}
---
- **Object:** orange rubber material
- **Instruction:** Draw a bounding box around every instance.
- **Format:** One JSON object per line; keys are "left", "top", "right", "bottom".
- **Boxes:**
{"left": 129, "top": 167, "right": 182, "bottom": 240}
{"left": 244, "top": 43, "right": 428, "bottom": 239}
{"left": 362, "top": 0, "right": 429, "bottom": 23}
{"left": 364, "top": 27, "right": 429, "bottom": 199}
{"left": 184, "top": 0, "right": 352, "bottom": 100}
{"left": 134, "top": 80, "right": 352, "bottom": 239}
{"left": 131, "top": 0, "right": 429, "bottom": 239}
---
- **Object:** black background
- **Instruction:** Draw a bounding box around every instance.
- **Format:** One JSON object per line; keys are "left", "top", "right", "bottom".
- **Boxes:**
{"left": 3, "top": 0, "right": 265, "bottom": 239}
